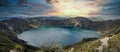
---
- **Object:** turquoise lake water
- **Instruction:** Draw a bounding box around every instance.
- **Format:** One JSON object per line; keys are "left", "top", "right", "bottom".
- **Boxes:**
{"left": 18, "top": 27, "right": 101, "bottom": 47}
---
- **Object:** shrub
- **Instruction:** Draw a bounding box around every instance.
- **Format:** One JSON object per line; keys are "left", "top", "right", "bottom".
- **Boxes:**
{"left": 39, "top": 42, "right": 64, "bottom": 52}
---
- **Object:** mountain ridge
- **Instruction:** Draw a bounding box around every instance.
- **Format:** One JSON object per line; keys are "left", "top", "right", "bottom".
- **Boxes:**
{"left": 0, "top": 17, "right": 120, "bottom": 52}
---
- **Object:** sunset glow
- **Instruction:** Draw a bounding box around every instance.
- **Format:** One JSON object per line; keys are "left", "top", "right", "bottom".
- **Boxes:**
{"left": 48, "top": 0, "right": 99, "bottom": 17}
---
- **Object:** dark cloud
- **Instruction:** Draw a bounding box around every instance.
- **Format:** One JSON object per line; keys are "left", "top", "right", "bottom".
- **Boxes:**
{"left": 0, "top": 0, "right": 119, "bottom": 19}
{"left": 100, "top": 0, "right": 120, "bottom": 15}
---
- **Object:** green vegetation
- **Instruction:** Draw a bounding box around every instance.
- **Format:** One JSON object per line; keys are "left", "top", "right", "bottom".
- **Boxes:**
{"left": 0, "top": 29, "right": 15, "bottom": 52}
{"left": 64, "top": 35, "right": 120, "bottom": 52}
{"left": 0, "top": 17, "right": 120, "bottom": 52}
{"left": 15, "top": 44, "right": 24, "bottom": 51}
{"left": 65, "top": 40, "right": 101, "bottom": 52}
{"left": 103, "top": 35, "right": 120, "bottom": 52}
{"left": 37, "top": 42, "right": 64, "bottom": 52}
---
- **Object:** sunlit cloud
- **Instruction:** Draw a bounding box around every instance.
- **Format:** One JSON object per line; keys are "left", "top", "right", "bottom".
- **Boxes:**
{"left": 0, "top": 0, "right": 120, "bottom": 19}
{"left": 45, "top": 0, "right": 110, "bottom": 17}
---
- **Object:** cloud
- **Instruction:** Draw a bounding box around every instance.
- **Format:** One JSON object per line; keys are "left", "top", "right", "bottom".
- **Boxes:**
{"left": 0, "top": 0, "right": 119, "bottom": 19}
{"left": 98, "top": 0, "right": 120, "bottom": 18}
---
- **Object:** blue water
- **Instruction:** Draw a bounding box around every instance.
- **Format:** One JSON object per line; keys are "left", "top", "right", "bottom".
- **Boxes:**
{"left": 18, "top": 27, "right": 101, "bottom": 47}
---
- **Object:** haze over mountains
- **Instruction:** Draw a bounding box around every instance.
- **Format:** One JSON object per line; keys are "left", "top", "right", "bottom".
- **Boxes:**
{"left": 0, "top": 0, "right": 120, "bottom": 20}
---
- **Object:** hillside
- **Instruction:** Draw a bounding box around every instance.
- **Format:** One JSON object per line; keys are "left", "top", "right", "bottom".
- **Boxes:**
{"left": 0, "top": 17, "right": 120, "bottom": 52}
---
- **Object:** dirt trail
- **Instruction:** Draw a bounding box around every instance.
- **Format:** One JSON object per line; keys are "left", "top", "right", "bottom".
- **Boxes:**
{"left": 9, "top": 49, "right": 17, "bottom": 52}
{"left": 68, "top": 47, "right": 74, "bottom": 52}
{"left": 68, "top": 37, "right": 111, "bottom": 52}
{"left": 96, "top": 37, "right": 111, "bottom": 52}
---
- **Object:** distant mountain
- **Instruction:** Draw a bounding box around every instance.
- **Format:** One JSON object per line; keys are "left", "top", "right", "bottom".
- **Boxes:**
{"left": 88, "top": 17, "right": 104, "bottom": 21}
{"left": 0, "top": 17, "right": 14, "bottom": 21}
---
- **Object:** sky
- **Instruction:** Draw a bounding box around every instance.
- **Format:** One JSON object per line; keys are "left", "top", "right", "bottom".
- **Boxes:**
{"left": 0, "top": 0, "right": 120, "bottom": 20}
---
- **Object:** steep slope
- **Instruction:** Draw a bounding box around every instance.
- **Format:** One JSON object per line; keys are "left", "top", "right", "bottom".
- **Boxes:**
{"left": 98, "top": 19, "right": 120, "bottom": 35}
{"left": 0, "top": 17, "right": 119, "bottom": 52}
{"left": 65, "top": 34, "right": 120, "bottom": 52}
{"left": 64, "top": 18, "right": 120, "bottom": 52}
{"left": 0, "top": 18, "right": 38, "bottom": 52}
